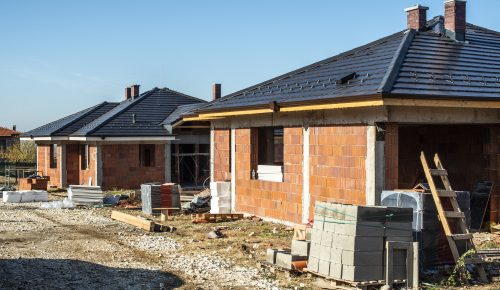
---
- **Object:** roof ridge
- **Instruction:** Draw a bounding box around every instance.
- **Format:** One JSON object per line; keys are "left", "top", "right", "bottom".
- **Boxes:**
{"left": 198, "top": 29, "right": 408, "bottom": 112}
{"left": 161, "top": 87, "right": 208, "bottom": 103}
{"left": 466, "top": 22, "right": 500, "bottom": 37}
{"left": 51, "top": 102, "right": 110, "bottom": 136}
{"left": 378, "top": 30, "right": 416, "bottom": 93}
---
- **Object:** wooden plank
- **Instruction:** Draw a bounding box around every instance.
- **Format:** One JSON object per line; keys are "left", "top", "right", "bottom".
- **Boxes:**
{"left": 444, "top": 211, "right": 465, "bottom": 218}
{"left": 384, "top": 98, "right": 500, "bottom": 109}
{"left": 111, "top": 211, "right": 154, "bottom": 232}
{"left": 437, "top": 190, "right": 456, "bottom": 197}
{"left": 450, "top": 233, "right": 474, "bottom": 240}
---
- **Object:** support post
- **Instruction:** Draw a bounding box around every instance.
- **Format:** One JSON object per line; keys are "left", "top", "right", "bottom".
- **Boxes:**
{"left": 366, "top": 124, "right": 385, "bottom": 205}
{"left": 302, "top": 126, "right": 310, "bottom": 224}
{"left": 60, "top": 143, "right": 67, "bottom": 188}
{"left": 95, "top": 144, "right": 103, "bottom": 187}
{"left": 165, "top": 143, "right": 172, "bottom": 183}
{"left": 210, "top": 127, "right": 215, "bottom": 182}
{"left": 230, "top": 128, "right": 236, "bottom": 212}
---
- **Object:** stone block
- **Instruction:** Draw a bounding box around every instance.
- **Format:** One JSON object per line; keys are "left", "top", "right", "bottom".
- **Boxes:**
{"left": 342, "top": 265, "right": 384, "bottom": 282}
{"left": 309, "top": 242, "right": 322, "bottom": 258}
{"left": 336, "top": 222, "right": 385, "bottom": 237}
{"left": 308, "top": 256, "right": 319, "bottom": 273}
{"left": 329, "top": 262, "right": 342, "bottom": 279}
{"left": 266, "top": 249, "right": 287, "bottom": 264}
{"left": 291, "top": 240, "right": 310, "bottom": 256}
{"left": 321, "top": 231, "right": 333, "bottom": 247}
{"left": 339, "top": 235, "right": 384, "bottom": 252}
{"left": 318, "top": 259, "right": 330, "bottom": 276}
{"left": 275, "top": 251, "right": 307, "bottom": 270}
{"left": 341, "top": 250, "right": 383, "bottom": 266}
{"left": 329, "top": 247, "right": 342, "bottom": 263}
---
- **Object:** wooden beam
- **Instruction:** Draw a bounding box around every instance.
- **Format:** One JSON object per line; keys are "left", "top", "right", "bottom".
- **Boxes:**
{"left": 385, "top": 98, "right": 500, "bottom": 109}
{"left": 279, "top": 100, "right": 384, "bottom": 112}
{"left": 111, "top": 211, "right": 155, "bottom": 232}
{"left": 198, "top": 108, "right": 274, "bottom": 118}
{"left": 182, "top": 116, "right": 226, "bottom": 121}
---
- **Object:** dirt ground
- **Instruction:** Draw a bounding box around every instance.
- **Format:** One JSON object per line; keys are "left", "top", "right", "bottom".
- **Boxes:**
{"left": 0, "top": 195, "right": 500, "bottom": 290}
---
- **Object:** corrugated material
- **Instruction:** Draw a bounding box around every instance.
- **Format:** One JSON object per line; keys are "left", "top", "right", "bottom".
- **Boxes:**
{"left": 68, "top": 185, "right": 103, "bottom": 205}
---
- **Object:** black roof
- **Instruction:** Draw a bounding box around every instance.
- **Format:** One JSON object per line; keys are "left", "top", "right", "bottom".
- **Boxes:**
{"left": 197, "top": 16, "right": 500, "bottom": 113}
{"left": 23, "top": 88, "right": 207, "bottom": 138}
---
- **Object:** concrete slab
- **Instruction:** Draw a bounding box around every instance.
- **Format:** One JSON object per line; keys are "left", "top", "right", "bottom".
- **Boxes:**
{"left": 342, "top": 265, "right": 384, "bottom": 282}
{"left": 291, "top": 240, "right": 310, "bottom": 256}
{"left": 341, "top": 250, "right": 383, "bottom": 266}
{"left": 275, "top": 251, "right": 307, "bottom": 270}
{"left": 329, "top": 262, "right": 342, "bottom": 279}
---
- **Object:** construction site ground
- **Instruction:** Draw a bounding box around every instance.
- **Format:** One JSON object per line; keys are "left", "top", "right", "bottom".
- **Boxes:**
{"left": 0, "top": 193, "right": 500, "bottom": 290}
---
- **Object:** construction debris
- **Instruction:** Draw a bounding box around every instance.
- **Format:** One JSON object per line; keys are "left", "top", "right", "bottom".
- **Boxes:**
{"left": 40, "top": 198, "right": 75, "bottom": 209}
{"left": 182, "top": 189, "right": 210, "bottom": 213}
{"left": 192, "top": 213, "right": 243, "bottom": 223}
{"left": 68, "top": 185, "right": 103, "bottom": 205}
{"left": 18, "top": 176, "right": 49, "bottom": 191}
{"left": 207, "top": 229, "right": 225, "bottom": 239}
{"left": 210, "top": 181, "right": 231, "bottom": 214}
{"left": 110, "top": 210, "right": 176, "bottom": 232}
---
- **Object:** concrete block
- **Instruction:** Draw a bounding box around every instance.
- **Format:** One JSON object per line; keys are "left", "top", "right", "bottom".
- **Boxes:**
{"left": 341, "top": 250, "right": 383, "bottom": 266}
{"left": 321, "top": 231, "right": 333, "bottom": 247}
{"left": 309, "top": 242, "right": 322, "bottom": 258}
{"left": 311, "top": 228, "right": 322, "bottom": 244}
{"left": 339, "top": 235, "right": 384, "bottom": 252}
{"left": 329, "top": 262, "right": 342, "bottom": 279}
{"left": 329, "top": 247, "right": 342, "bottom": 263}
{"left": 313, "top": 214, "right": 324, "bottom": 230}
{"left": 342, "top": 265, "right": 383, "bottom": 282}
{"left": 323, "top": 216, "right": 336, "bottom": 232}
{"left": 308, "top": 256, "right": 319, "bottom": 273}
{"left": 344, "top": 205, "right": 388, "bottom": 222}
{"left": 320, "top": 245, "right": 331, "bottom": 261}
{"left": 384, "top": 222, "right": 413, "bottom": 237}
{"left": 385, "top": 207, "right": 413, "bottom": 222}
{"left": 291, "top": 240, "right": 310, "bottom": 256}
{"left": 266, "top": 249, "right": 286, "bottom": 264}
{"left": 331, "top": 233, "right": 343, "bottom": 248}
{"left": 336, "top": 222, "right": 385, "bottom": 237}
{"left": 315, "top": 201, "right": 326, "bottom": 217}
{"left": 275, "top": 251, "right": 307, "bottom": 270}
{"left": 318, "top": 259, "right": 330, "bottom": 276}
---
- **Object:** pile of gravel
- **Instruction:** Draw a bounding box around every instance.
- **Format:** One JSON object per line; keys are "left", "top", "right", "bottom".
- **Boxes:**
{"left": 129, "top": 234, "right": 182, "bottom": 252}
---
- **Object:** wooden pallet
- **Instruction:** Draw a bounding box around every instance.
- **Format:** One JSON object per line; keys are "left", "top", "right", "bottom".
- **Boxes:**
{"left": 305, "top": 269, "right": 405, "bottom": 290}
{"left": 420, "top": 152, "right": 488, "bottom": 283}
{"left": 191, "top": 213, "right": 244, "bottom": 223}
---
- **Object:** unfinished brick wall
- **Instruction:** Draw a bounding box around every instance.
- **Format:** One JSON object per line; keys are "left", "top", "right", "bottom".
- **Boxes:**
{"left": 234, "top": 127, "right": 303, "bottom": 223}
{"left": 101, "top": 144, "right": 165, "bottom": 190}
{"left": 79, "top": 145, "right": 97, "bottom": 186}
{"left": 66, "top": 144, "right": 80, "bottom": 186}
{"left": 37, "top": 144, "right": 62, "bottom": 188}
{"left": 309, "top": 125, "right": 367, "bottom": 219}
{"left": 385, "top": 123, "right": 399, "bottom": 190}
{"left": 486, "top": 126, "right": 500, "bottom": 223}
{"left": 213, "top": 129, "right": 231, "bottom": 181}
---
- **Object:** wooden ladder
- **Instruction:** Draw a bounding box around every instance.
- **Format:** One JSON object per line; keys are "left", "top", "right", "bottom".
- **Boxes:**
{"left": 420, "top": 152, "right": 488, "bottom": 283}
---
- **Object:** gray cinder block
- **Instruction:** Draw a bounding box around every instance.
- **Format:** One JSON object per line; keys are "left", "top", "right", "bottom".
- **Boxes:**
{"left": 341, "top": 250, "right": 383, "bottom": 266}
{"left": 336, "top": 222, "right": 385, "bottom": 237}
{"left": 308, "top": 256, "right": 319, "bottom": 273}
{"left": 275, "top": 251, "right": 307, "bottom": 270}
{"left": 318, "top": 259, "right": 330, "bottom": 276}
{"left": 315, "top": 201, "right": 326, "bottom": 217}
{"left": 309, "top": 242, "right": 322, "bottom": 258}
{"left": 323, "top": 216, "right": 336, "bottom": 232}
{"left": 329, "top": 262, "right": 342, "bottom": 279}
{"left": 313, "top": 214, "right": 325, "bottom": 230}
{"left": 266, "top": 249, "right": 287, "bottom": 264}
{"left": 321, "top": 231, "right": 333, "bottom": 247}
{"left": 339, "top": 235, "right": 384, "bottom": 252}
{"left": 385, "top": 207, "right": 413, "bottom": 222}
{"left": 344, "top": 205, "right": 388, "bottom": 222}
{"left": 384, "top": 222, "right": 413, "bottom": 237}
{"left": 321, "top": 245, "right": 332, "bottom": 261}
{"left": 342, "top": 265, "right": 383, "bottom": 282}
{"left": 311, "top": 228, "right": 322, "bottom": 244}
{"left": 291, "top": 240, "right": 311, "bottom": 256}
{"left": 330, "top": 247, "right": 342, "bottom": 263}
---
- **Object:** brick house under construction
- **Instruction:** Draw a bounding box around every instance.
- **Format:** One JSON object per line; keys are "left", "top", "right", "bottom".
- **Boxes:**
{"left": 21, "top": 86, "right": 210, "bottom": 190}
{"left": 184, "top": 1, "right": 500, "bottom": 225}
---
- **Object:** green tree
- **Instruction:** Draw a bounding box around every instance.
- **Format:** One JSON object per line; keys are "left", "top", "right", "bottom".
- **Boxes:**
{"left": 1, "top": 141, "right": 36, "bottom": 163}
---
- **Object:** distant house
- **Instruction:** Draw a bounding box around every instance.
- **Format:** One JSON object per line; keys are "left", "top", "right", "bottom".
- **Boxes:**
{"left": 21, "top": 86, "right": 210, "bottom": 190}
{"left": 0, "top": 126, "right": 20, "bottom": 157}
{"left": 185, "top": 2, "right": 500, "bottom": 224}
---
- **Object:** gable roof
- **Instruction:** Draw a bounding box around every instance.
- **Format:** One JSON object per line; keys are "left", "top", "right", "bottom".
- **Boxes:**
{"left": 22, "top": 87, "right": 207, "bottom": 139}
{"left": 0, "top": 127, "right": 20, "bottom": 137}
{"left": 195, "top": 16, "right": 500, "bottom": 114}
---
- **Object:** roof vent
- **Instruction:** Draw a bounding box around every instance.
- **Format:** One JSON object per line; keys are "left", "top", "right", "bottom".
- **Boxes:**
{"left": 339, "top": 73, "right": 358, "bottom": 85}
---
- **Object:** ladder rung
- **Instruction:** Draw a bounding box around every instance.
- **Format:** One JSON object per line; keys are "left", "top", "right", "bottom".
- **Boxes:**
{"left": 430, "top": 169, "right": 448, "bottom": 176}
{"left": 464, "top": 257, "right": 484, "bottom": 264}
{"left": 437, "top": 190, "right": 456, "bottom": 197}
{"left": 444, "top": 211, "right": 465, "bottom": 218}
{"left": 450, "top": 233, "right": 473, "bottom": 240}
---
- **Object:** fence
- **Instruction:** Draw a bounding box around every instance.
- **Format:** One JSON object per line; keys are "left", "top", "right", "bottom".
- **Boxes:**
{"left": 0, "top": 161, "right": 37, "bottom": 187}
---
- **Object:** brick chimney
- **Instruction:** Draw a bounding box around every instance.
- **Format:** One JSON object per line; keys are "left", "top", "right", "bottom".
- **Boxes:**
{"left": 405, "top": 5, "right": 429, "bottom": 31}
{"left": 125, "top": 87, "right": 132, "bottom": 100}
{"left": 444, "top": 0, "right": 467, "bottom": 41}
{"left": 212, "top": 83, "right": 221, "bottom": 101}
{"left": 12, "top": 125, "right": 16, "bottom": 132}
{"left": 130, "top": 84, "right": 140, "bottom": 98}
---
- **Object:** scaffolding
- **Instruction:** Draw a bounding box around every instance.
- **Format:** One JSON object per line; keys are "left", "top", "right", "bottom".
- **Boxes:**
{"left": 0, "top": 161, "right": 37, "bottom": 187}
{"left": 172, "top": 144, "right": 209, "bottom": 190}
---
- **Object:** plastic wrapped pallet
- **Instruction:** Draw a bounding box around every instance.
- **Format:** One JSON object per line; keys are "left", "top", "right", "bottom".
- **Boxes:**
{"left": 210, "top": 181, "right": 231, "bottom": 214}
{"left": 3, "top": 191, "right": 21, "bottom": 203}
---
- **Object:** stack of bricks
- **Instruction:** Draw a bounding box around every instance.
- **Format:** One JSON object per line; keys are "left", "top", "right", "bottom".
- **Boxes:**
{"left": 266, "top": 240, "right": 310, "bottom": 270}
{"left": 308, "top": 201, "right": 413, "bottom": 282}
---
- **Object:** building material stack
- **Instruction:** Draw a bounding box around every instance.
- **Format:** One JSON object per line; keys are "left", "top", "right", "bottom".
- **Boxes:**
{"left": 307, "top": 202, "right": 413, "bottom": 282}
{"left": 68, "top": 185, "right": 103, "bottom": 205}
{"left": 159, "top": 183, "right": 181, "bottom": 209}
{"left": 141, "top": 183, "right": 180, "bottom": 215}
{"left": 2, "top": 190, "right": 48, "bottom": 203}
{"left": 18, "top": 177, "right": 49, "bottom": 191}
{"left": 210, "top": 181, "right": 231, "bottom": 214}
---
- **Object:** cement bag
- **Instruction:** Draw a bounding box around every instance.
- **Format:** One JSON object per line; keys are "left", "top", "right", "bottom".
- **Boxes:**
{"left": 32, "top": 191, "right": 49, "bottom": 202}
{"left": 3, "top": 191, "right": 21, "bottom": 203}
{"left": 20, "top": 191, "right": 35, "bottom": 202}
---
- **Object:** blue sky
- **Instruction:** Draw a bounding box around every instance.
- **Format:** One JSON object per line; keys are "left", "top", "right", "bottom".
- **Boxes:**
{"left": 1, "top": 0, "right": 499, "bottom": 131}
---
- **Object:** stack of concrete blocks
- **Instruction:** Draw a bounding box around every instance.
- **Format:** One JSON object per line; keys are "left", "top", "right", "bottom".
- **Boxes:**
{"left": 2, "top": 190, "right": 49, "bottom": 203}
{"left": 266, "top": 239, "right": 310, "bottom": 270}
{"left": 308, "top": 201, "right": 413, "bottom": 282}
{"left": 210, "top": 181, "right": 231, "bottom": 214}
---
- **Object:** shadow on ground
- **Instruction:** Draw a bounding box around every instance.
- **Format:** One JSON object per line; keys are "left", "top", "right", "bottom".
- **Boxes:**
{"left": 0, "top": 258, "right": 184, "bottom": 290}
